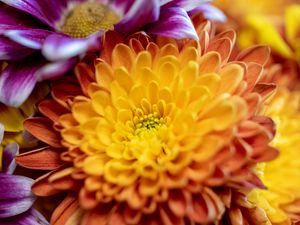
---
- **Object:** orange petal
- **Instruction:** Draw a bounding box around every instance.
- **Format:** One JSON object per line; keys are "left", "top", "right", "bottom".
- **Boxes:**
{"left": 159, "top": 206, "right": 183, "bottom": 225}
{"left": 229, "top": 208, "right": 243, "bottom": 225}
{"left": 32, "top": 171, "right": 61, "bottom": 196}
{"left": 112, "top": 44, "right": 135, "bottom": 71}
{"left": 110, "top": 211, "right": 126, "bottom": 225}
{"left": 198, "top": 51, "right": 221, "bottom": 74}
{"left": 101, "top": 30, "right": 124, "bottom": 64}
{"left": 236, "top": 45, "right": 270, "bottom": 66}
{"left": 81, "top": 205, "right": 113, "bottom": 225}
{"left": 39, "top": 99, "right": 69, "bottom": 122}
{"left": 244, "top": 63, "right": 263, "bottom": 93}
{"left": 129, "top": 38, "right": 145, "bottom": 53}
{"left": 75, "top": 63, "right": 95, "bottom": 96}
{"left": 24, "top": 117, "right": 63, "bottom": 148}
{"left": 124, "top": 206, "right": 142, "bottom": 224}
{"left": 51, "top": 77, "right": 82, "bottom": 108}
{"left": 207, "top": 37, "right": 233, "bottom": 63}
{"left": 168, "top": 190, "right": 187, "bottom": 217}
{"left": 51, "top": 195, "right": 79, "bottom": 225}
{"left": 254, "top": 83, "right": 276, "bottom": 99}
{"left": 79, "top": 188, "right": 98, "bottom": 209}
{"left": 49, "top": 168, "right": 80, "bottom": 191}
{"left": 16, "top": 147, "right": 63, "bottom": 170}
{"left": 214, "top": 29, "right": 236, "bottom": 46}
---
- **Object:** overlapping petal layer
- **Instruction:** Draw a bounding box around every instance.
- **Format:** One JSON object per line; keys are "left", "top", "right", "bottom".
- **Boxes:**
{"left": 20, "top": 22, "right": 278, "bottom": 225}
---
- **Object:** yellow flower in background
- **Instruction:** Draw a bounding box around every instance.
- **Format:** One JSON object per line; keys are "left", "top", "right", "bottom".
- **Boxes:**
{"left": 214, "top": 0, "right": 294, "bottom": 19}
{"left": 248, "top": 87, "right": 300, "bottom": 224}
{"left": 238, "top": 5, "right": 300, "bottom": 64}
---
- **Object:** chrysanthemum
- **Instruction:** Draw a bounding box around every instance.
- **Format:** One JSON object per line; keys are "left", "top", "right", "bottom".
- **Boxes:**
{"left": 17, "top": 22, "right": 278, "bottom": 225}
{"left": 245, "top": 86, "right": 300, "bottom": 224}
{"left": 237, "top": 4, "right": 300, "bottom": 65}
{"left": 0, "top": 124, "right": 49, "bottom": 225}
{"left": 0, "top": 0, "right": 224, "bottom": 107}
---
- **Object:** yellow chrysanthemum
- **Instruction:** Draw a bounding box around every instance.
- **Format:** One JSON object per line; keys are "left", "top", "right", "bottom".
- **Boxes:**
{"left": 19, "top": 23, "right": 278, "bottom": 225}
{"left": 248, "top": 87, "right": 300, "bottom": 224}
{"left": 213, "top": 0, "right": 296, "bottom": 18}
{"left": 238, "top": 5, "right": 300, "bottom": 64}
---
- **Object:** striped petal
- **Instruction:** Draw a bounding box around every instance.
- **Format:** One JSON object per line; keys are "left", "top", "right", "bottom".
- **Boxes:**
{"left": 42, "top": 33, "right": 102, "bottom": 61}
{"left": 115, "top": 0, "right": 160, "bottom": 34}
{"left": 2, "top": 143, "right": 19, "bottom": 175}
{"left": 0, "top": 0, "right": 69, "bottom": 28}
{"left": 0, "top": 174, "right": 35, "bottom": 218}
{"left": 0, "top": 59, "right": 42, "bottom": 107}
{"left": 0, "top": 208, "right": 49, "bottom": 225}
{"left": 147, "top": 7, "right": 198, "bottom": 40}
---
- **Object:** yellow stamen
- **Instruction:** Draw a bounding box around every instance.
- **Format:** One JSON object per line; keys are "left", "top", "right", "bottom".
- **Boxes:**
{"left": 59, "top": 2, "right": 120, "bottom": 38}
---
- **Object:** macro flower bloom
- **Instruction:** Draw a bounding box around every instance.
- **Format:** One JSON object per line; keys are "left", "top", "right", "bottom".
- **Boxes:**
{"left": 0, "top": 0, "right": 224, "bottom": 107}
{"left": 0, "top": 124, "right": 49, "bottom": 225}
{"left": 246, "top": 85, "right": 300, "bottom": 224}
{"left": 17, "top": 22, "right": 278, "bottom": 225}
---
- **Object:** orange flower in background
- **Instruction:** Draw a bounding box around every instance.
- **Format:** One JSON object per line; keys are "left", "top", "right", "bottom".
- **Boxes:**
{"left": 16, "top": 22, "right": 278, "bottom": 225}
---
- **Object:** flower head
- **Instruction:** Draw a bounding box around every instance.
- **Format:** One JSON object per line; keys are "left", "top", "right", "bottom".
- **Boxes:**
{"left": 0, "top": 0, "right": 223, "bottom": 107}
{"left": 18, "top": 22, "right": 278, "bottom": 225}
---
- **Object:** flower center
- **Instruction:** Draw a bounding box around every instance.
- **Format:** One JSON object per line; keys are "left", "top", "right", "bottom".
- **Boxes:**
{"left": 134, "top": 111, "right": 164, "bottom": 137}
{"left": 59, "top": 2, "right": 120, "bottom": 38}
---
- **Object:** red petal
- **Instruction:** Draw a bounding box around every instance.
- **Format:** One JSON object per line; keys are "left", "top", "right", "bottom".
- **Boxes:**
{"left": 254, "top": 83, "right": 276, "bottom": 99}
{"left": 16, "top": 147, "right": 63, "bottom": 170}
{"left": 236, "top": 45, "right": 270, "bottom": 66}
{"left": 24, "top": 117, "right": 63, "bottom": 148}
{"left": 207, "top": 37, "right": 233, "bottom": 63}
{"left": 32, "top": 171, "right": 61, "bottom": 196}
{"left": 75, "top": 63, "right": 95, "bottom": 96}
{"left": 51, "top": 195, "right": 79, "bottom": 225}
{"left": 39, "top": 99, "right": 69, "bottom": 122}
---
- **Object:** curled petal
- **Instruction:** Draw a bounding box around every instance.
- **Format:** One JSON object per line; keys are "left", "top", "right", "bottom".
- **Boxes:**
{"left": 16, "top": 147, "right": 63, "bottom": 170}
{"left": 0, "top": 0, "right": 67, "bottom": 28}
{"left": 0, "top": 36, "right": 34, "bottom": 60}
{"left": 0, "top": 208, "right": 49, "bottom": 225}
{"left": 36, "top": 57, "right": 77, "bottom": 81}
{"left": 2, "top": 143, "right": 19, "bottom": 174}
{"left": 115, "top": 0, "right": 160, "bottom": 34}
{"left": 42, "top": 34, "right": 102, "bottom": 61}
{"left": 0, "top": 58, "right": 42, "bottom": 107}
{"left": 3, "top": 29, "right": 53, "bottom": 50}
{"left": 189, "top": 4, "right": 226, "bottom": 21}
{"left": 147, "top": 7, "right": 198, "bottom": 40}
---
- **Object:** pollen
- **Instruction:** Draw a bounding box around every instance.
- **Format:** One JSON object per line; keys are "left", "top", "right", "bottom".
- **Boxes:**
{"left": 59, "top": 2, "right": 120, "bottom": 38}
{"left": 134, "top": 112, "right": 164, "bottom": 136}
